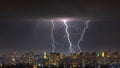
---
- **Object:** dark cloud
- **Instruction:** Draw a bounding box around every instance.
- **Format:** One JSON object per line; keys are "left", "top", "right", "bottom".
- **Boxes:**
{"left": 0, "top": 0, "right": 120, "bottom": 54}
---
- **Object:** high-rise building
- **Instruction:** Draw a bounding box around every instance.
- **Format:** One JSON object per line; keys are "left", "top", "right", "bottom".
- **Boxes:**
{"left": 44, "top": 51, "right": 47, "bottom": 59}
{"left": 102, "top": 51, "right": 105, "bottom": 57}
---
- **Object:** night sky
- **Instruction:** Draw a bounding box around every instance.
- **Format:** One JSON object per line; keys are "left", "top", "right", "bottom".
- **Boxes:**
{"left": 0, "top": 1, "right": 120, "bottom": 54}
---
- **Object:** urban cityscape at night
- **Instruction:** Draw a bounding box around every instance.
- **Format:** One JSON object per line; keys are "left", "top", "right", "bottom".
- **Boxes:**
{"left": 0, "top": 0, "right": 120, "bottom": 68}
{"left": 0, "top": 51, "right": 119, "bottom": 68}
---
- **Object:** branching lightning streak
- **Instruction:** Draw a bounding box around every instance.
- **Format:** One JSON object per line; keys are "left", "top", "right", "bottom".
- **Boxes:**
{"left": 63, "top": 20, "right": 74, "bottom": 53}
{"left": 51, "top": 20, "right": 55, "bottom": 53}
{"left": 77, "top": 20, "right": 90, "bottom": 53}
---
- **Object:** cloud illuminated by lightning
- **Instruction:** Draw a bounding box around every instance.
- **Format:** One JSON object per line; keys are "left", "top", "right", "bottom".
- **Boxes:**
{"left": 51, "top": 20, "right": 55, "bottom": 53}
{"left": 63, "top": 20, "right": 75, "bottom": 53}
{"left": 77, "top": 20, "right": 90, "bottom": 53}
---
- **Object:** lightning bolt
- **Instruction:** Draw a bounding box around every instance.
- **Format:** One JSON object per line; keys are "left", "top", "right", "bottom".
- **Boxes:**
{"left": 63, "top": 20, "right": 74, "bottom": 53}
{"left": 77, "top": 20, "right": 90, "bottom": 53}
{"left": 51, "top": 20, "right": 55, "bottom": 53}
